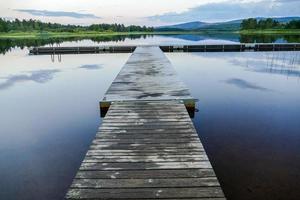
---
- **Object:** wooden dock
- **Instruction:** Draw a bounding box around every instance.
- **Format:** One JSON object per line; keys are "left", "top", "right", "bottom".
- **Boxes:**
{"left": 100, "top": 46, "right": 196, "bottom": 117}
{"left": 65, "top": 46, "right": 226, "bottom": 199}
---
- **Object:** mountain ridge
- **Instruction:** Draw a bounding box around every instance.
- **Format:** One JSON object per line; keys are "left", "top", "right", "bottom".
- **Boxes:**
{"left": 155, "top": 17, "right": 300, "bottom": 31}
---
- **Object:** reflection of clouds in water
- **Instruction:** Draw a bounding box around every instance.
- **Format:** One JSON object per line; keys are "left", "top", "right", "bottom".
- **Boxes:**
{"left": 224, "top": 78, "right": 272, "bottom": 92}
{"left": 162, "top": 34, "right": 239, "bottom": 44}
{"left": 0, "top": 69, "right": 60, "bottom": 90}
{"left": 229, "top": 51, "right": 300, "bottom": 77}
{"left": 79, "top": 64, "right": 103, "bottom": 70}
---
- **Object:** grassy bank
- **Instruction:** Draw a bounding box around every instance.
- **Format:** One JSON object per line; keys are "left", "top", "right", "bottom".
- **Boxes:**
{"left": 239, "top": 29, "right": 300, "bottom": 35}
{"left": 0, "top": 30, "right": 239, "bottom": 39}
{"left": 0, "top": 29, "right": 299, "bottom": 39}
{"left": 0, "top": 31, "right": 160, "bottom": 39}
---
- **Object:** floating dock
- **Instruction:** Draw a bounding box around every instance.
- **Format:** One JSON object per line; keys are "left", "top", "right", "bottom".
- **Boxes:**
{"left": 100, "top": 46, "right": 196, "bottom": 117}
{"left": 65, "top": 46, "right": 226, "bottom": 199}
{"left": 29, "top": 43, "right": 300, "bottom": 54}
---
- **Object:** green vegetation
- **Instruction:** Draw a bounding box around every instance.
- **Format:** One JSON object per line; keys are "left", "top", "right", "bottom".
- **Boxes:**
{"left": 240, "top": 18, "right": 300, "bottom": 34}
{"left": 0, "top": 18, "right": 300, "bottom": 39}
{"left": 240, "top": 29, "right": 300, "bottom": 35}
{"left": 0, "top": 31, "right": 158, "bottom": 39}
{"left": 0, "top": 18, "right": 154, "bottom": 39}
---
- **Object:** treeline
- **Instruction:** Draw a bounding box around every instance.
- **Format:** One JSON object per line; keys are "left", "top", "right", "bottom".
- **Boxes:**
{"left": 0, "top": 18, "right": 154, "bottom": 33}
{"left": 241, "top": 18, "right": 300, "bottom": 30}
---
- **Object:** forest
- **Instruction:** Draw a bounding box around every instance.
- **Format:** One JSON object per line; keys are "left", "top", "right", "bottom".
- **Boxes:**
{"left": 0, "top": 18, "right": 154, "bottom": 33}
{"left": 241, "top": 18, "right": 300, "bottom": 30}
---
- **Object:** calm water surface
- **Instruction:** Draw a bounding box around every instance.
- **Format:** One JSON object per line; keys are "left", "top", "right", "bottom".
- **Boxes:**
{"left": 0, "top": 35, "right": 300, "bottom": 200}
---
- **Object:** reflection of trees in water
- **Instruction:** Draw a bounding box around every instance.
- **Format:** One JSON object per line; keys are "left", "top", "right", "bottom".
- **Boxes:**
{"left": 90, "top": 34, "right": 150, "bottom": 43}
{"left": 239, "top": 34, "right": 300, "bottom": 43}
{"left": 0, "top": 34, "right": 151, "bottom": 54}
{"left": 0, "top": 38, "right": 65, "bottom": 54}
{"left": 240, "top": 35, "right": 277, "bottom": 43}
{"left": 283, "top": 35, "right": 300, "bottom": 43}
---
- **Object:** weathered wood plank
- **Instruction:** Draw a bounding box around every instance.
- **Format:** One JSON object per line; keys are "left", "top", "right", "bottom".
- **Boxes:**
{"left": 66, "top": 187, "right": 224, "bottom": 199}
{"left": 71, "top": 177, "right": 220, "bottom": 188}
{"left": 80, "top": 161, "right": 212, "bottom": 170}
{"left": 86, "top": 152, "right": 205, "bottom": 157}
{"left": 92, "top": 138, "right": 201, "bottom": 143}
{"left": 102, "top": 119, "right": 192, "bottom": 123}
{"left": 99, "top": 126, "right": 195, "bottom": 131}
{"left": 90, "top": 142, "right": 203, "bottom": 148}
{"left": 89, "top": 147, "right": 204, "bottom": 152}
{"left": 83, "top": 155, "right": 208, "bottom": 163}
{"left": 100, "top": 122, "right": 193, "bottom": 126}
{"left": 75, "top": 169, "right": 217, "bottom": 179}
{"left": 96, "top": 133, "right": 199, "bottom": 139}
{"left": 98, "top": 129, "right": 196, "bottom": 134}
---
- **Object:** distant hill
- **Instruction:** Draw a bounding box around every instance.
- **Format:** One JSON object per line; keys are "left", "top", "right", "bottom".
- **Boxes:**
{"left": 157, "top": 21, "right": 209, "bottom": 31}
{"left": 155, "top": 17, "right": 300, "bottom": 31}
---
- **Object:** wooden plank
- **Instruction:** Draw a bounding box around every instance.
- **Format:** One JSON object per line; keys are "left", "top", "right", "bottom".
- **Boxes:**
{"left": 103, "top": 119, "right": 192, "bottom": 123}
{"left": 95, "top": 134, "right": 199, "bottom": 140}
{"left": 91, "top": 138, "right": 201, "bottom": 143}
{"left": 86, "top": 151, "right": 206, "bottom": 156}
{"left": 100, "top": 122, "right": 193, "bottom": 126}
{"left": 75, "top": 169, "right": 217, "bottom": 179}
{"left": 97, "top": 129, "right": 196, "bottom": 134}
{"left": 90, "top": 142, "right": 203, "bottom": 148}
{"left": 66, "top": 187, "right": 224, "bottom": 199}
{"left": 83, "top": 155, "right": 208, "bottom": 163}
{"left": 89, "top": 147, "right": 204, "bottom": 152}
{"left": 80, "top": 161, "right": 212, "bottom": 170}
{"left": 99, "top": 126, "right": 195, "bottom": 130}
{"left": 71, "top": 177, "right": 220, "bottom": 188}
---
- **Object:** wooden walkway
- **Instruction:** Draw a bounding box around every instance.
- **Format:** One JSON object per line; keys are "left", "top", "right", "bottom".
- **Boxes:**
{"left": 66, "top": 101, "right": 225, "bottom": 199}
{"left": 101, "top": 46, "right": 194, "bottom": 101}
{"left": 100, "top": 46, "right": 195, "bottom": 116}
{"left": 65, "top": 46, "right": 226, "bottom": 199}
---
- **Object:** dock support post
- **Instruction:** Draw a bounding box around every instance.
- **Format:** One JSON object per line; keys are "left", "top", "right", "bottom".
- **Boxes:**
{"left": 99, "top": 101, "right": 111, "bottom": 117}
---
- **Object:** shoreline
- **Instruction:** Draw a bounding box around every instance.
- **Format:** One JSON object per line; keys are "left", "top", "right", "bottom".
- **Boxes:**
{"left": 0, "top": 30, "right": 299, "bottom": 39}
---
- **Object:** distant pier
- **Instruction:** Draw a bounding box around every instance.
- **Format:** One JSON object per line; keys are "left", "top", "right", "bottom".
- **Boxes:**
{"left": 29, "top": 43, "right": 300, "bottom": 55}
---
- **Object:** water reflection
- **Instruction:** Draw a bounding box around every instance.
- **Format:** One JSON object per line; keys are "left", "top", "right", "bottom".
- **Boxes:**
{"left": 229, "top": 51, "right": 300, "bottom": 78}
{"left": 167, "top": 52, "right": 300, "bottom": 200}
{"left": 0, "top": 52, "right": 128, "bottom": 200}
{"left": 162, "top": 33, "right": 239, "bottom": 43}
{"left": 0, "top": 69, "right": 60, "bottom": 90}
{"left": 0, "top": 44, "right": 299, "bottom": 200}
{"left": 79, "top": 64, "right": 103, "bottom": 70}
{"left": 0, "top": 34, "right": 151, "bottom": 54}
{"left": 224, "top": 78, "right": 272, "bottom": 91}
{"left": 1, "top": 33, "right": 300, "bottom": 54}
{"left": 240, "top": 34, "right": 300, "bottom": 43}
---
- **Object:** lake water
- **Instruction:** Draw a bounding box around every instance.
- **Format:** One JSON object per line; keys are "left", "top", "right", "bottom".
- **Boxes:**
{"left": 0, "top": 34, "right": 300, "bottom": 200}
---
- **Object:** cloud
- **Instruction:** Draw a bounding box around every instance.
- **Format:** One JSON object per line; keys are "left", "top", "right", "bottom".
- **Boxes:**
{"left": 276, "top": 0, "right": 300, "bottom": 2}
{"left": 147, "top": 0, "right": 300, "bottom": 23}
{"left": 79, "top": 64, "right": 103, "bottom": 70}
{"left": 15, "top": 9, "right": 101, "bottom": 19}
{"left": 224, "top": 78, "right": 271, "bottom": 91}
{"left": 0, "top": 69, "right": 60, "bottom": 90}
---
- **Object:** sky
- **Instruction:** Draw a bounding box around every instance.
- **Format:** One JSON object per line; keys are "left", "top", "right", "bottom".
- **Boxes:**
{"left": 0, "top": 0, "right": 299, "bottom": 26}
